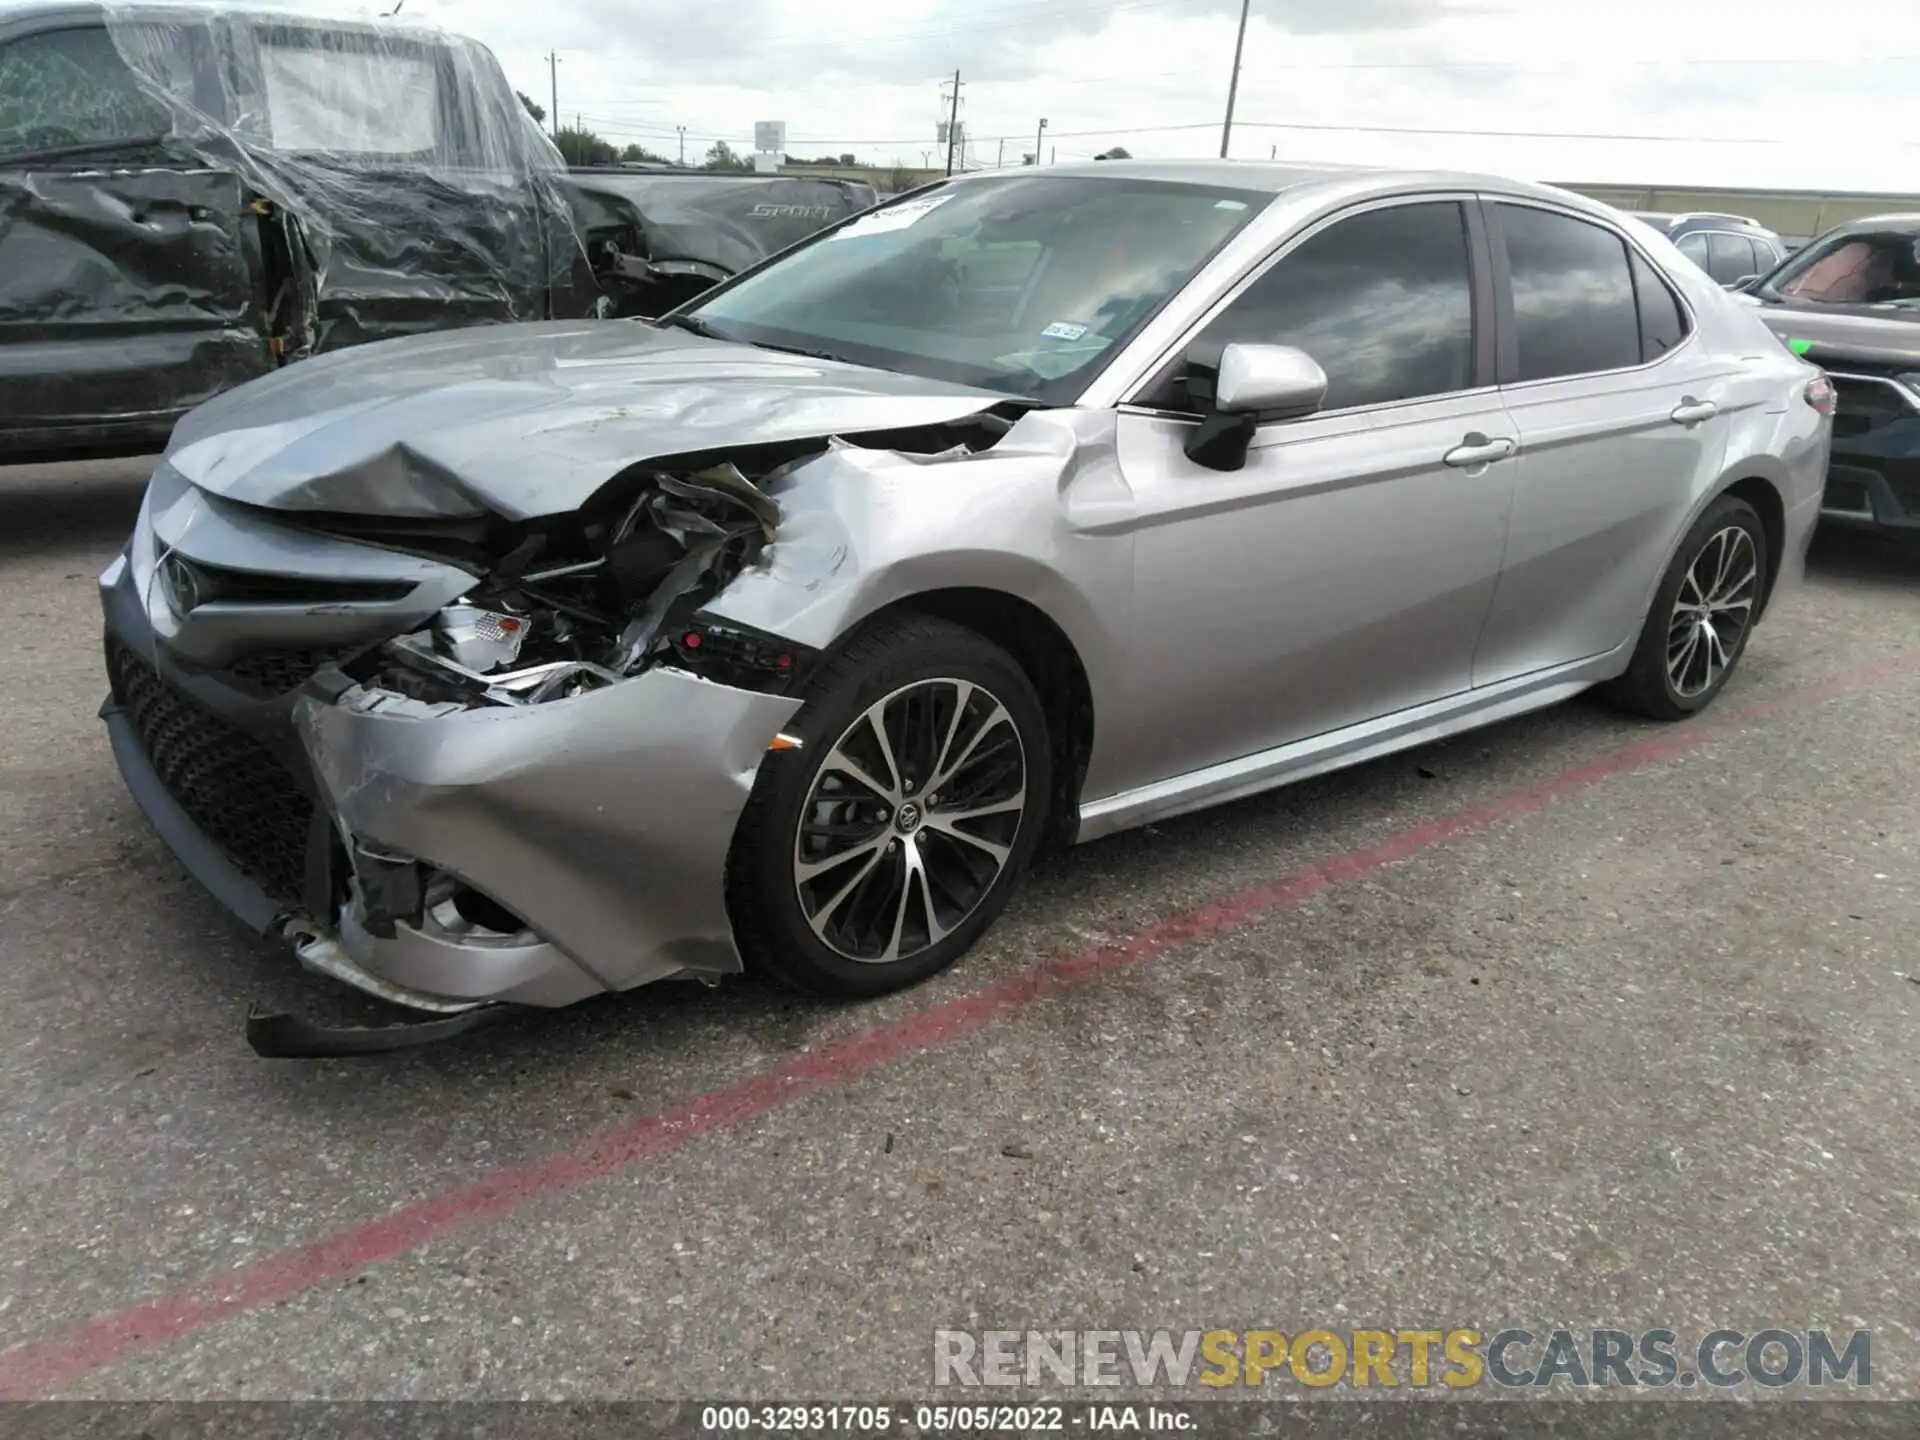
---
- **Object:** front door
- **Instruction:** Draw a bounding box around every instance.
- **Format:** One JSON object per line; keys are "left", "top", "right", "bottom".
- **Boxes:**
{"left": 0, "top": 22, "right": 270, "bottom": 451}
{"left": 1107, "top": 198, "right": 1519, "bottom": 792}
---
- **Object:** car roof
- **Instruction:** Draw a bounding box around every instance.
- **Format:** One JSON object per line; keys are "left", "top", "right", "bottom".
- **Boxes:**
{"left": 1829, "top": 213, "right": 1920, "bottom": 233}
{"left": 0, "top": 0, "right": 445, "bottom": 42}
{"left": 945, "top": 158, "right": 1621, "bottom": 213}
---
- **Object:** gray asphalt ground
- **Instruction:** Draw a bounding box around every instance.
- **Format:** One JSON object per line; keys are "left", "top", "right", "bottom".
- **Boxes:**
{"left": 1, "top": 455, "right": 1917, "bottom": 1402}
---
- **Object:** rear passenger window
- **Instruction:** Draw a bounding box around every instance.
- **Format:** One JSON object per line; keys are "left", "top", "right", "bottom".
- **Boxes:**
{"left": 1629, "top": 250, "right": 1689, "bottom": 360}
{"left": 1707, "top": 232, "right": 1755, "bottom": 284}
{"left": 1498, "top": 204, "right": 1642, "bottom": 381}
{"left": 1676, "top": 231, "right": 1711, "bottom": 269}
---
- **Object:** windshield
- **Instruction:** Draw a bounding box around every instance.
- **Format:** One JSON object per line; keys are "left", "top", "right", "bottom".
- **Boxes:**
{"left": 1760, "top": 227, "right": 1920, "bottom": 309}
{"left": 685, "top": 174, "right": 1272, "bottom": 404}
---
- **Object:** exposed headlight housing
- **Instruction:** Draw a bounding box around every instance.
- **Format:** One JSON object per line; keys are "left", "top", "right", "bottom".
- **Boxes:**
{"left": 434, "top": 602, "right": 529, "bottom": 673}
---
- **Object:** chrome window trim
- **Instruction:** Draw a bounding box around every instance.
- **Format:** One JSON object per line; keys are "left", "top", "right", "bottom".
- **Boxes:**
{"left": 1100, "top": 189, "right": 1492, "bottom": 422}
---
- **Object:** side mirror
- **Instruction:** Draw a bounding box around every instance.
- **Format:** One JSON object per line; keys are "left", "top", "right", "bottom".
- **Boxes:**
{"left": 1216, "top": 342, "right": 1328, "bottom": 417}
{"left": 1184, "top": 342, "right": 1328, "bottom": 472}
{"left": 1725, "top": 274, "right": 1760, "bottom": 293}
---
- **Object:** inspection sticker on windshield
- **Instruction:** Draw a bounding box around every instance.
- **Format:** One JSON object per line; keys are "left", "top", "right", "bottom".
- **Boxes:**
{"left": 830, "top": 194, "right": 954, "bottom": 240}
{"left": 1040, "top": 321, "right": 1089, "bottom": 341}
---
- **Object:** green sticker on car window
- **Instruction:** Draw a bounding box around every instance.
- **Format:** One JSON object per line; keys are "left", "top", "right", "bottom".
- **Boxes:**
{"left": 1787, "top": 337, "right": 1813, "bottom": 356}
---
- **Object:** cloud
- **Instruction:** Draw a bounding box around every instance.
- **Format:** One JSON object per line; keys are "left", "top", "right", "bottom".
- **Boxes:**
{"left": 229, "top": 0, "right": 1916, "bottom": 190}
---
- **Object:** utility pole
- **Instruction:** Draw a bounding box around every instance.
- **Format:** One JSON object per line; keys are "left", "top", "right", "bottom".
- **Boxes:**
{"left": 546, "top": 51, "right": 561, "bottom": 141}
{"left": 1033, "top": 117, "right": 1047, "bottom": 166}
{"left": 1219, "top": 0, "right": 1250, "bottom": 159}
{"left": 995, "top": 137, "right": 1004, "bottom": 168}
{"left": 677, "top": 125, "right": 686, "bottom": 165}
{"left": 943, "top": 70, "right": 963, "bottom": 177}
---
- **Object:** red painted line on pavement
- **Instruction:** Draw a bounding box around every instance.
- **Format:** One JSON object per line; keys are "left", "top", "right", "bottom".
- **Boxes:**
{"left": 3, "top": 646, "right": 1916, "bottom": 1398}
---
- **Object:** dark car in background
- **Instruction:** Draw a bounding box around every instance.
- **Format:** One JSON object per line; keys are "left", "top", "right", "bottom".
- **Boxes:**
{"left": 1632, "top": 212, "right": 1788, "bottom": 290}
{"left": 0, "top": 1, "right": 872, "bottom": 462}
{"left": 1740, "top": 215, "right": 1920, "bottom": 541}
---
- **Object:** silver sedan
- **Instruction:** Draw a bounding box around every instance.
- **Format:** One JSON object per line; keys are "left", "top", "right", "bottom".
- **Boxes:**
{"left": 98, "top": 161, "right": 1834, "bottom": 1054}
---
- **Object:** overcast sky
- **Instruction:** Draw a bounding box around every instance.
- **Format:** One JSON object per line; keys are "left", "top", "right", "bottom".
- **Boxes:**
{"left": 234, "top": 0, "right": 1918, "bottom": 190}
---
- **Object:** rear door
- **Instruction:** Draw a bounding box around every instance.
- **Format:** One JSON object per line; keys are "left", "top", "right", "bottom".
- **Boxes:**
{"left": 236, "top": 19, "right": 557, "bottom": 351}
{"left": 1472, "top": 199, "right": 1737, "bottom": 686}
{"left": 0, "top": 20, "right": 269, "bottom": 452}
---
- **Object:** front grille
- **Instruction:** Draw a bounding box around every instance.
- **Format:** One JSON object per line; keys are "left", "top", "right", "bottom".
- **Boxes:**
{"left": 1827, "top": 373, "right": 1920, "bottom": 521}
{"left": 109, "top": 644, "right": 313, "bottom": 907}
{"left": 227, "top": 646, "right": 352, "bottom": 696}
{"left": 1829, "top": 376, "right": 1909, "bottom": 441}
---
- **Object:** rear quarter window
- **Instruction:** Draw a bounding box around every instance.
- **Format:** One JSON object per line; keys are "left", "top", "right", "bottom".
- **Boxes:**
{"left": 1629, "top": 249, "right": 1690, "bottom": 360}
{"left": 256, "top": 36, "right": 441, "bottom": 155}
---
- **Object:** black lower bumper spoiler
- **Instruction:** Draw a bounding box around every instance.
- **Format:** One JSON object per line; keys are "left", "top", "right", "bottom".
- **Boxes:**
{"left": 246, "top": 1002, "right": 523, "bottom": 1058}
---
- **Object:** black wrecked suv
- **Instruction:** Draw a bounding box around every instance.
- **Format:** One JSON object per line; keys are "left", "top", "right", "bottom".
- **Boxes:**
{"left": 1740, "top": 215, "right": 1920, "bottom": 542}
{"left": 0, "top": 1, "right": 872, "bottom": 462}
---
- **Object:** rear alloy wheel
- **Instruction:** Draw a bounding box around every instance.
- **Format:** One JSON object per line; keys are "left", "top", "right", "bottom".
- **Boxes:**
{"left": 728, "top": 614, "right": 1051, "bottom": 997}
{"left": 1603, "top": 493, "right": 1769, "bottom": 720}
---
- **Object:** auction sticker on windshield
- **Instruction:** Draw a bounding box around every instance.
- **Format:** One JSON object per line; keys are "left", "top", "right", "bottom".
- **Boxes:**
{"left": 830, "top": 194, "right": 954, "bottom": 240}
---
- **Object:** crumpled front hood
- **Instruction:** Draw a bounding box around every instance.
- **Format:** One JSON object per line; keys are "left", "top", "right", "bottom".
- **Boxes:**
{"left": 163, "top": 320, "right": 1011, "bottom": 520}
{"left": 1752, "top": 302, "right": 1920, "bottom": 369}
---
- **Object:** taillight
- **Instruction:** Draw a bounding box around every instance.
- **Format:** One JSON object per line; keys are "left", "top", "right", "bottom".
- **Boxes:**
{"left": 1804, "top": 375, "right": 1836, "bottom": 416}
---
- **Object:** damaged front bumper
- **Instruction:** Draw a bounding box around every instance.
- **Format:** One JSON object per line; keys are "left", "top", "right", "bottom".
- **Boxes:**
{"left": 100, "top": 509, "right": 803, "bottom": 1052}
{"left": 291, "top": 663, "right": 800, "bottom": 1008}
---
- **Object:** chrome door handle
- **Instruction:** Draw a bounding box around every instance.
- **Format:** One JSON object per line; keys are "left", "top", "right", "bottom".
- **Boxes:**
{"left": 1670, "top": 398, "right": 1719, "bottom": 425}
{"left": 1442, "top": 433, "right": 1517, "bottom": 468}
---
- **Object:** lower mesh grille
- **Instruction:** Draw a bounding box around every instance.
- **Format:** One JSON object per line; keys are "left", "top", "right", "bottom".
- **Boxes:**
{"left": 227, "top": 646, "right": 351, "bottom": 696}
{"left": 109, "top": 643, "right": 313, "bottom": 907}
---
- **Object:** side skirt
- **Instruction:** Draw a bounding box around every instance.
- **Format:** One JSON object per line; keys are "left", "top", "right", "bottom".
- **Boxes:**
{"left": 1073, "top": 642, "right": 1633, "bottom": 843}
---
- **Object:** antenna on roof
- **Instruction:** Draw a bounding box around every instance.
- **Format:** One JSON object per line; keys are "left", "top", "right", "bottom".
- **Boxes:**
{"left": 383, "top": 0, "right": 405, "bottom": 14}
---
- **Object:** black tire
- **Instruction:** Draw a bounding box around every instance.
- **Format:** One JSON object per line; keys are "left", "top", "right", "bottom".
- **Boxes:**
{"left": 726, "top": 612, "right": 1052, "bottom": 998}
{"left": 1601, "top": 493, "right": 1769, "bottom": 721}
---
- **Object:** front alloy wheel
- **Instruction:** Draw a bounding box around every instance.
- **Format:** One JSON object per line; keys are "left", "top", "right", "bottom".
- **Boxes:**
{"left": 727, "top": 612, "right": 1051, "bottom": 997}
{"left": 795, "top": 680, "right": 1026, "bottom": 963}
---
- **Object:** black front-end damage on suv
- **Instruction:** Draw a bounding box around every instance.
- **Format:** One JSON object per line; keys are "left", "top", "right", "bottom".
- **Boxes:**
{"left": 1742, "top": 216, "right": 1920, "bottom": 540}
{"left": 1800, "top": 357, "right": 1920, "bottom": 536}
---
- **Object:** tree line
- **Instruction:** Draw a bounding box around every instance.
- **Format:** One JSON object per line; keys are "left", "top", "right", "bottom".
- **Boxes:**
{"left": 516, "top": 93, "right": 876, "bottom": 172}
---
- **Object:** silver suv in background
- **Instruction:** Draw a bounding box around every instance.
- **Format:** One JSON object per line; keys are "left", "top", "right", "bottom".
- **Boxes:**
{"left": 1632, "top": 212, "right": 1789, "bottom": 289}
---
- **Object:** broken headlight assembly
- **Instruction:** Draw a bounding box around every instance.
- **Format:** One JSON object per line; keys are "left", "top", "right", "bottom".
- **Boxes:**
{"left": 353, "top": 458, "right": 815, "bottom": 707}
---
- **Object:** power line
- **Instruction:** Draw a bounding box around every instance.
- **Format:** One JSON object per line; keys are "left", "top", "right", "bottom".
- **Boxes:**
{"left": 576, "top": 49, "right": 1920, "bottom": 117}
{"left": 572, "top": 115, "right": 1920, "bottom": 151}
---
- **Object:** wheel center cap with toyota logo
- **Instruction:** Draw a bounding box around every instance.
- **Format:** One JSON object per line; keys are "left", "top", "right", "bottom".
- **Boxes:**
{"left": 895, "top": 802, "right": 922, "bottom": 834}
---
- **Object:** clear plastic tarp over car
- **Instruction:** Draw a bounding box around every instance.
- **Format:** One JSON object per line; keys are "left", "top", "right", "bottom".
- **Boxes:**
{"left": 102, "top": 2, "right": 584, "bottom": 340}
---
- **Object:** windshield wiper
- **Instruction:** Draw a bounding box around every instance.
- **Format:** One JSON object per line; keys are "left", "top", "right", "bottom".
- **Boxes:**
{"left": 652, "top": 312, "right": 729, "bottom": 340}
{"left": 8, "top": 134, "right": 173, "bottom": 167}
{"left": 732, "top": 337, "right": 853, "bottom": 364}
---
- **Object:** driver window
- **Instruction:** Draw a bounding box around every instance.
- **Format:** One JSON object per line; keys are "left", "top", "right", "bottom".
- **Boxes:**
{"left": 1141, "top": 201, "right": 1476, "bottom": 415}
{"left": 0, "top": 27, "right": 170, "bottom": 158}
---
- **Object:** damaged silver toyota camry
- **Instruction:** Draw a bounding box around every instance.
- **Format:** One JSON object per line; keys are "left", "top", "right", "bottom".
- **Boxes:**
{"left": 100, "top": 162, "right": 1834, "bottom": 1055}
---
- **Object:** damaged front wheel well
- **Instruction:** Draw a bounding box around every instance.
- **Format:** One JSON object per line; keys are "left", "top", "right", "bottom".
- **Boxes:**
{"left": 878, "top": 588, "right": 1093, "bottom": 850}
